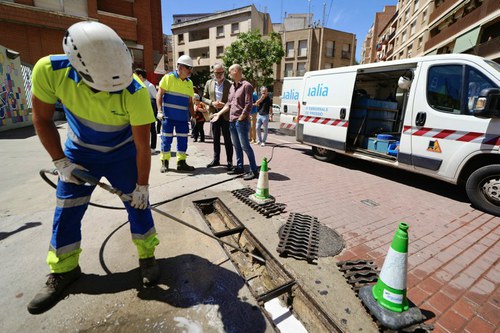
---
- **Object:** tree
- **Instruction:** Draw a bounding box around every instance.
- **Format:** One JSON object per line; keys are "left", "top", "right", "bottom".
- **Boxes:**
{"left": 190, "top": 69, "right": 211, "bottom": 95}
{"left": 223, "top": 30, "right": 284, "bottom": 89}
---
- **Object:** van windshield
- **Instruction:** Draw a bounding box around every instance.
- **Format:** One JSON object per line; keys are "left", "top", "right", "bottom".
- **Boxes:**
{"left": 485, "top": 59, "right": 500, "bottom": 73}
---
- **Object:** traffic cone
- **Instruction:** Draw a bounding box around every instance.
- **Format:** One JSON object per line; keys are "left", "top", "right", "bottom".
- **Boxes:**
{"left": 359, "top": 222, "right": 424, "bottom": 330}
{"left": 372, "top": 222, "right": 409, "bottom": 312}
{"left": 249, "top": 158, "right": 275, "bottom": 204}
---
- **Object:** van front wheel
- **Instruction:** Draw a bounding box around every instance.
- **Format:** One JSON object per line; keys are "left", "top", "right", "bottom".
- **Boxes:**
{"left": 312, "top": 146, "right": 335, "bottom": 162}
{"left": 466, "top": 165, "right": 500, "bottom": 216}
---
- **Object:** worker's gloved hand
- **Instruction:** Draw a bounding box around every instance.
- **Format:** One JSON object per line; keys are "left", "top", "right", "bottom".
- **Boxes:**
{"left": 157, "top": 111, "right": 164, "bottom": 121}
{"left": 131, "top": 184, "right": 149, "bottom": 210}
{"left": 53, "top": 157, "right": 88, "bottom": 184}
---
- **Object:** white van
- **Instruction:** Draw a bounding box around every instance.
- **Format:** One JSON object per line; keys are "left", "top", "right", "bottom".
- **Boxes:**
{"left": 280, "top": 76, "right": 303, "bottom": 135}
{"left": 295, "top": 54, "right": 500, "bottom": 216}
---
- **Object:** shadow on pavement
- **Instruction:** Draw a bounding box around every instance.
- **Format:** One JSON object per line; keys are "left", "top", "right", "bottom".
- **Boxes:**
{"left": 313, "top": 152, "right": 469, "bottom": 203}
{"left": 0, "top": 222, "right": 42, "bottom": 241}
{"left": 67, "top": 254, "right": 267, "bottom": 332}
{"left": 0, "top": 125, "right": 37, "bottom": 140}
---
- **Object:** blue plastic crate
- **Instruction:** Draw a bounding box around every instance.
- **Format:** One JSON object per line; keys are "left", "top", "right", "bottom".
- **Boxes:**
{"left": 367, "top": 137, "right": 396, "bottom": 154}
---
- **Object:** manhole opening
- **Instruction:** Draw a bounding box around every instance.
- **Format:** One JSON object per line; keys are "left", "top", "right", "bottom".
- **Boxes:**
{"left": 193, "top": 198, "right": 342, "bottom": 333}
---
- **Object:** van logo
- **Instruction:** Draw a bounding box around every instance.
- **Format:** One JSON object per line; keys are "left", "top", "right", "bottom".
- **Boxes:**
{"left": 282, "top": 89, "right": 299, "bottom": 100}
{"left": 307, "top": 83, "right": 329, "bottom": 97}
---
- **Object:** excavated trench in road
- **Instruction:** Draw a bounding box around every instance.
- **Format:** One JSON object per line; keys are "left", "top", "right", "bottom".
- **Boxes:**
{"left": 193, "top": 198, "right": 343, "bottom": 333}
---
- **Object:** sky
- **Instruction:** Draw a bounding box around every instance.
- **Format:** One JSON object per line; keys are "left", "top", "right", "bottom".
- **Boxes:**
{"left": 161, "top": 0, "right": 397, "bottom": 62}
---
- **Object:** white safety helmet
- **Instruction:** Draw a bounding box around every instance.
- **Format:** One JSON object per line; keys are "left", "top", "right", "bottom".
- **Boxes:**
{"left": 398, "top": 76, "right": 412, "bottom": 90}
{"left": 63, "top": 21, "right": 133, "bottom": 92}
{"left": 177, "top": 55, "right": 193, "bottom": 68}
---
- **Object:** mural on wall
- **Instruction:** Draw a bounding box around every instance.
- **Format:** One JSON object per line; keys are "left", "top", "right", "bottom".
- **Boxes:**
{"left": 0, "top": 45, "right": 29, "bottom": 127}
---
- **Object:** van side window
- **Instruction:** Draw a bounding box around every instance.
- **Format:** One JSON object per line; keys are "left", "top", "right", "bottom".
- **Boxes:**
{"left": 427, "top": 65, "right": 463, "bottom": 113}
{"left": 466, "top": 67, "right": 496, "bottom": 114}
{"left": 427, "top": 65, "right": 497, "bottom": 115}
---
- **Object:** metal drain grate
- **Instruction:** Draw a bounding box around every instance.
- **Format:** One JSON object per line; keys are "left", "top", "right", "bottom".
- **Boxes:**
{"left": 337, "top": 259, "right": 379, "bottom": 293}
{"left": 231, "top": 188, "right": 287, "bottom": 218}
{"left": 277, "top": 213, "right": 320, "bottom": 263}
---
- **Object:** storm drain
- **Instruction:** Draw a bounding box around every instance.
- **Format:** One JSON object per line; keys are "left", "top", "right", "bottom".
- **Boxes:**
{"left": 337, "top": 259, "right": 379, "bottom": 293}
{"left": 277, "top": 213, "right": 320, "bottom": 263}
{"left": 337, "top": 260, "right": 434, "bottom": 333}
{"left": 231, "top": 188, "right": 286, "bottom": 218}
{"left": 193, "top": 198, "right": 342, "bottom": 333}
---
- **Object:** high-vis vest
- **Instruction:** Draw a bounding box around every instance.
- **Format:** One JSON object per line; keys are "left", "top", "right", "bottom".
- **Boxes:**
{"left": 32, "top": 55, "right": 155, "bottom": 163}
{"left": 159, "top": 71, "right": 194, "bottom": 122}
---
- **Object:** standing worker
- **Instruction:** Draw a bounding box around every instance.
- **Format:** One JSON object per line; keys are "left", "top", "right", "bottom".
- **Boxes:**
{"left": 255, "top": 86, "right": 272, "bottom": 147}
{"left": 27, "top": 21, "right": 160, "bottom": 314}
{"left": 202, "top": 63, "right": 233, "bottom": 170}
{"left": 134, "top": 68, "right": 159, "bottom": 154}
{"left": 156, "top": 55, "right": 195, "bottom": 172}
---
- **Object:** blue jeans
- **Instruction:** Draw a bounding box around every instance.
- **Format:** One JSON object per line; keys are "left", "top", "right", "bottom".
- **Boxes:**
{"left": 229, "top": 120, "right": 258, "bottom": 172}
{"left": 256, "top": 114, "right": 269, "bottom": 143}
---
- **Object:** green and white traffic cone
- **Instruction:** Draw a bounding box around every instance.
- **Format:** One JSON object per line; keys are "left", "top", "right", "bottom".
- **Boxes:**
{"left": 372, "top": 222, "right": 409, "bottom": 312}
{"left": 249, "top": 158, "right": 275, "bottom": 204}
{"left": 359, "top": 222, "right": 424, "bottom": 330}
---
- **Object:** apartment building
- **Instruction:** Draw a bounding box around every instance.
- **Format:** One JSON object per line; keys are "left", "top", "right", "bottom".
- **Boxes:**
{"left": 369, "top": 0, "right": 499, "bottom": 63}
{"left": 272, "top": 13, "right": 356, "bottom": 102}
{"left": 170, "top": 5, "right": 272, "bottom": 73}
{"left": 0, "top": 0, "right": 163, "bottom": 82}
{"left": 360, "top": 5, "right": 396, "bottom": 64}
{"left": 425, "top": 0, "right": 499, "bottom": 62}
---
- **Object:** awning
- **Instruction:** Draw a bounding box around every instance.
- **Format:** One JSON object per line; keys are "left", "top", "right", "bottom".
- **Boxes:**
{"left": 154, "top": 55, "right": 166, "bottom": 75}
{"left": 453, "top": 26, "right": 481, "bottom": 53}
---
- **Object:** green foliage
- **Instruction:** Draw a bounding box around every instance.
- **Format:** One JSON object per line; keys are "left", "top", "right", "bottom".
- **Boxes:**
{"left": 223, "top": 30, "right": 284, "bottom": 89}
{"left": 190, "top": 69, "right": 211, "bottom": 94}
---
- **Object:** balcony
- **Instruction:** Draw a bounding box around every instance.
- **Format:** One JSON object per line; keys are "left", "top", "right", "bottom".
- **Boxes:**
{"left": 425, "top": 0, "right": 496, "bottom": 51}
{"left": 470, "top": 36, "right": 500, "bottom": 58}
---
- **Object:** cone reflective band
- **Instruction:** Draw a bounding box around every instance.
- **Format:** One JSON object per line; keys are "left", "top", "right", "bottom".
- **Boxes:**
{"left": 255, "top": 157, "right": 269, "bottom": 199}
{"left": 372, "top": 222, "right": 410, "bottom": 312}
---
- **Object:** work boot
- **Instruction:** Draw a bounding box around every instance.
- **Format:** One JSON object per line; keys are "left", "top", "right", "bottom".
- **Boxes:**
{"left": 160, "top": 160, "right": 169, "bottom": 173}
{"left": 177, "top": 160, "right": 195, "bottom": 172}
{"left": 27, "top": 266, "right": 82, "bottom": 315}
{"left": 139, "top": 257, "right": 160, "bottom": 287}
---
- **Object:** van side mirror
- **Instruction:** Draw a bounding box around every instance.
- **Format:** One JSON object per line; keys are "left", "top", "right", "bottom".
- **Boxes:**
{"left": 473, "top": 88, "right": 500, "bottom": 118}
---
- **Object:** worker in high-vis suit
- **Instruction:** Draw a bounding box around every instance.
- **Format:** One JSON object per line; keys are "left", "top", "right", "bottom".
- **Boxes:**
{"left": 156, "top": 55, "right": 196, "bottom": 172}
{"left": 27, "top": 21, "right": 160, "bottom": 315}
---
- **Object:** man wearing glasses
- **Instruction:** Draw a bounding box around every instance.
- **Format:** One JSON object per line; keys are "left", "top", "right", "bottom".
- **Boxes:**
{"left": 202, "top": 63, "right": 233, "bottom": 170}
{"left": 156, "top": 55, "right": 196, "bottom": 172}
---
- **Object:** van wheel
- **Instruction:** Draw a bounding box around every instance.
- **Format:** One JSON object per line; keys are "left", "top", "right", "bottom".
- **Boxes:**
{"left": 466, "top": 165, "right": 500, "bottom": 216}
{"left": 312, "top": 146, "right": 335, "bottom": 162}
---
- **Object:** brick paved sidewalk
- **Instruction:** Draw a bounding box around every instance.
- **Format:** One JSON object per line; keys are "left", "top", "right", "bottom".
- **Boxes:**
{"left": 190, "top": 120, "right": 499, "bottom": 333}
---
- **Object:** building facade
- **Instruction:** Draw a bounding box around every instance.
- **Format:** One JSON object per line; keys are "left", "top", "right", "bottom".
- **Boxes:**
{"left": 368, "top": 0, "right": 499, "bottom": 63}
{"left": 360, "top": 5, "right": 396, "bottom": 64}
{"left": 171, "top": 5, "right": 272, "bottom": 74}
{"left": 0, "top": 0, "right": 163, "bottom": 82}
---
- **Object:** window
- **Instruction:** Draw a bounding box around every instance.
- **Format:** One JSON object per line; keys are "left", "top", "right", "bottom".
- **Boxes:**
{"left": 402, "top": 29, "right": 407, "bottom": 43}
{"left": 418, "top": 36, "right": 423, "bottom": 49}
{"left": 326, "top": 41, "right": 335, "bottom": 57}
{"left": 426, "top": 65, "right": 484, "bottom": 114}
{"left": 286, "top": 42, "right": 295, "bottom": 58}
{"left": 178, "top": 34, "right": 184, "bottom": 44}
{"left": 324, "top": 63, "right": 332, "bottom": 69}
{"left": 405, "top": 8, "right": 410, "bottom": 21}
{"left": 216, "top": 46, "right": 224, "bottom": 58}
{"left": 399, "top": 50, "right": 404, "bottom": 59}
{"left": 216, "top": 26, "right": 224, "bottom": 38}
{"left": 297, "top": 62, "right": 306, "bottom": 76}
{"left": 284, "top": 63, "right": 293, "bottom": 77}
{"left": 410, "top": 20, "right": 416, "bottom": 35}
{"left": 414, "top": 0, "right": 419, "bottom": 12}
{"left": 178, "top": 51, "right": 184, "bottom": 57}
{"left": 341, "top": 44, "right": 351, "bottom": 59}
{"left": 407, "top": 44, "right": 413, "bottom": 58}
{"left": 421, "top": 9, "right": 427, "bottom": 24}
{"left": 231, "top": 23, "right": 239, "bottom": 35}
{"left": 298, "top": 40, "right": 308, "bottom": 57}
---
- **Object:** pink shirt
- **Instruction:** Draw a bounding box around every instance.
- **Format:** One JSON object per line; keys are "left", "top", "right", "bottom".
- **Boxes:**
{"left": 228, "top": 80, "right": 253, "bottom": 122}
